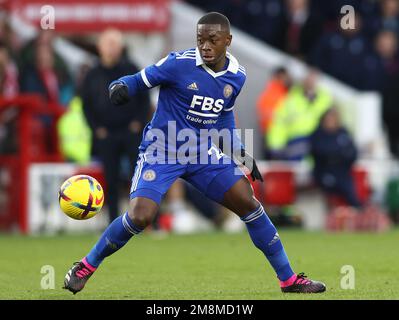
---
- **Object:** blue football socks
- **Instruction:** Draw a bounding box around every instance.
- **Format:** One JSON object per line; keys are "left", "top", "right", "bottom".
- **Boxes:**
{"left": 241, "top": 205, "right": 295, "bottom": 281}
{"left": 85, "top": 212, "right": 143, "bottom": 268}
{"left": 84, "top": 204, "right": 294, "bottom": 283}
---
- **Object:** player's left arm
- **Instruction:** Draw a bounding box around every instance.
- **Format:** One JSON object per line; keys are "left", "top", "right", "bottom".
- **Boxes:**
{"left": 109, "top": 53, "right": 177, "bottom": 105}
{"left": 216, "top": 109, "right": 263, "bottom": 182}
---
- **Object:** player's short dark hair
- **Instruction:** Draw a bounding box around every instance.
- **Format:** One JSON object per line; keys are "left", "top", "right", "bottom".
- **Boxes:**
{"left": 197, "top": 12, "right": 230, "bottom": 32}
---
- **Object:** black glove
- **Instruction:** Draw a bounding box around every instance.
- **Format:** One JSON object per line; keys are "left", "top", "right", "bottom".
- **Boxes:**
{"left": 239, "top": 149, "right": 264, "bottom": 182}
{"left": 249, "top": 157, "right": 263, "bottom": 182}
{"left": 109, "top": 82, "right": 129, "bottom": 105}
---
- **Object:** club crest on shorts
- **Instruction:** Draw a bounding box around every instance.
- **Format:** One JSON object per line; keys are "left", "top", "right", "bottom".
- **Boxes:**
{"left": 143, "top": 169, "right": 156, "bottom": 181}
{"left": 223, "top": 84, "right": 233, "bottom": 98}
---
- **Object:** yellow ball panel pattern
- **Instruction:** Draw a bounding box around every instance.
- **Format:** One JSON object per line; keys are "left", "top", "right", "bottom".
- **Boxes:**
{"left": 59, "top": 175, "right": 104, "bottom": 220}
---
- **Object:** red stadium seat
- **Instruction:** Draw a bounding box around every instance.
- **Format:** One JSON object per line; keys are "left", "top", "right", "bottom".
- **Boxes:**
{"left": 352, "top": 167, "right": 371, "bottom": 204}
{"left": 326, "top": 166, "right": 371, "bottom": 208}
{"left": 263, "top": 170, "right": 295, "bottom": 205}
{"left": 246, "top": 174, "right": 264, "bottom": 203}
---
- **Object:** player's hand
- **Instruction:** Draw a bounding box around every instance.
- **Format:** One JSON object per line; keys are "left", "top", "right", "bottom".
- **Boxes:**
{"left": 248, "top": 158, "right": 263, "bottom": 182}
{"left": 109, "top": 81, "right": 129, "bottom": 105}
{"left": 240, "top": 150, "right": 264, "bottom": 182}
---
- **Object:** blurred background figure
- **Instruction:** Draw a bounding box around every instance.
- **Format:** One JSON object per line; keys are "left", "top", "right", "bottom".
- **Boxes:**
{"left": 19, "top": 30, "right": 73, "bottom": 106}
{"left": 267, "top": 69, "right": 332, "bottom": 160}
{"left": 0, "top": 0, "right": 396, "bottom": 234}
{"left": 256, "top": 67, "right": 291, "bottom": 159}
{"left": 81, "top": 28, "right": 151, "bottom": 223}
{"left": 376, "top": 30, "right": 399, "bottom": 158}
{"left": 0, "top": 14, "right": 22, "bottom": 58}
{"left": 367, "top": 0, "right": 399, "bottom": 38}
{"left": 57, "top": 96, "right": 92, "bottom": 165}
{"left": 57, "top": 63, "right": 93, "bottom": 165}
{"left": 0, "top": 40, "right": 19, "bottom": 154}
{"left": 309, "top": 13, "right": 373, "bottom": 90}
{"left": 372, "top": 29, "right": 399, "bottom": 90}
{"left": 310, "top": 107, "right": 362, "bottom": 208}
{"left": 0, "top": 40, "right": 19, "bottom": 98}
{"left": 279, "top": 0, "right": 323, "bottom": 60}
{"left": 19, "top": 36, "right": 72, "bottom": 155}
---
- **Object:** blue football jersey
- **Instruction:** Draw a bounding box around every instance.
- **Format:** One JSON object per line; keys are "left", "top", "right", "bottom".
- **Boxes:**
{"left": 117, "top": 47, "right": 246, "bottom": 162}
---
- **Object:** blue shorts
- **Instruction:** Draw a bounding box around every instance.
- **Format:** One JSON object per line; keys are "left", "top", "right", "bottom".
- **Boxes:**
{"left": 129, "top": 152, "right": 244, "bottom": 204}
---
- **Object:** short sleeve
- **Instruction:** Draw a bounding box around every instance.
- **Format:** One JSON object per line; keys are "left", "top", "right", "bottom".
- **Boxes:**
{"left": 140, "top": 52, "right": 177, "bottom": 88}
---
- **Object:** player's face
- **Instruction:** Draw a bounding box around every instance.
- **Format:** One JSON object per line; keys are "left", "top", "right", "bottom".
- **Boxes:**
{"left": 197, "top": 24, "right": 232, "bottom": 69}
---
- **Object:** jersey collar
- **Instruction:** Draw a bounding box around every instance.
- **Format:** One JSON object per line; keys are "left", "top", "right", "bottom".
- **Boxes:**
{"left": 195, "top": 47, "right": 239, "bottom": 77}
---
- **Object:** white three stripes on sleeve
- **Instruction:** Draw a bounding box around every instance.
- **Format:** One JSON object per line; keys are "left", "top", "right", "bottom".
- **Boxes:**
{"left": 140, "top": 69, "right": 152, "bottom": 88}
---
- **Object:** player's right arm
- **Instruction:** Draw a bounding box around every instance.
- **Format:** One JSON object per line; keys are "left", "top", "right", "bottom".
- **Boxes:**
{"left": 109, "top": 53, "right": 177, "bottom": 105}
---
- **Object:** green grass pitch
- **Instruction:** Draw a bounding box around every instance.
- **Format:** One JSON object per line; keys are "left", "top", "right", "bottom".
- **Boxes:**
{"left": 1, "top": 229, "right": 398, "bottom": 300}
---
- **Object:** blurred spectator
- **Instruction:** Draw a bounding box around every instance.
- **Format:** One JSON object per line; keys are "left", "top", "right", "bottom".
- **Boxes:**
{"left": 278, "top": 0, "right": 323, "bottom": 59}
{"left": 239, "top": 0, "right": 286, "bottom": 48}
{"left": 375, "top": 29, "right": 399, "bottom": 77}
{"left": 310, "top": 107, "right": 362, "bottom": 208}
{"left": 344, "top": 29, "right": 399, "bottom": 92}
{"left": 309, "top": 14, "right": 373, "bottom": 90}
{"left": 257, "top": 67, "right": 291, "bottom": 134}
{"left": 366, "top": 0, "right": 399, "bottom": 38}
{"left": 18, "top": 30, "right": 73, "bottom": 105}
{"left": 0, "top": 40, "right": 19, "bottom": 154}
{"left": 256, "top": 67, "right": 291, "bottom": 158}
{"left": 57, "top": 96, "right": 92, "bottom": 165}
{"left": 380, "top": 0, "right": 399, "bottom": 33}
{"left": 19, "top": 43, "right": 73, "bottom": 105}
{"left": 18, "top": 30, "right": 65, "bottom": 69}
{"left": 185, "top": 0, "right": 393, "bottom": 92}
{"left": 0, "top": 14, "right": 21, "bottom": 56}
{"left": 187, "top": 0, "right": 287, "bottom": 48}
{"left": 57, "top": 63, "right": 93, "bottom": 164}
{"left": 0, "top": 40, "right": 18, "bottom": 98}
{"left": 189, "top": 0, "right": 321, "bottom": 59}
{"left": 81, "top": 28, "right": 151, "bottom": 223}
{"left": 311, "top": 0, "right": 378, "bottom": 32}
{"left": 379, "top": 30, "right": 399, "bottom": 157}
{"left": 365, "top": 29, "right": 399, "bottom": 92}
{"left": 267, "top": 69, "right": 332, "bottom": 160}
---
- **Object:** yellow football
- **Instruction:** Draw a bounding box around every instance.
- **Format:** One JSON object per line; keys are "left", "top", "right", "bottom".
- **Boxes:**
{"left": 58, "top": 175, "right": 104, "bottom": 220}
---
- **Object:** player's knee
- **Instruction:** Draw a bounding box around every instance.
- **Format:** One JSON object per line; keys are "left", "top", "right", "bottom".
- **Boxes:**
{"left": 238, "top": 180, "right": 260, "bottom": 212}
{"left": 129, "top": 207, "right": 154, "bottom": 229}
{"left": 127, "top": 199, "right": 157, "bottom": 229}
{"left": 243, "top": 196, "right": 260, "bottom": 213}
{"left": 224, "top": 177, "right": 260, "bottom": 215}
{"left": 233, "top": 193, "right": 260, "bottom": 216}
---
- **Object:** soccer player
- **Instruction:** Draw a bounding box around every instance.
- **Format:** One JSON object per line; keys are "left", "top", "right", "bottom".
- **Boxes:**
{"left": 64, "top": 12, "right": 326, "bottom": 294}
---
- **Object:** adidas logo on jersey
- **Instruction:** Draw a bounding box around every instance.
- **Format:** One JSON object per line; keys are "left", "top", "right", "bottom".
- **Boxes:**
{"left": 187, "top": 82, "right": 199, "bottom": 90}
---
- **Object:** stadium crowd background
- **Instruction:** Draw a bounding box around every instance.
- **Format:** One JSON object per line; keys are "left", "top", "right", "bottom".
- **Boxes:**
{"left": 188, "top": 0, "right": 399, "bottom": 156}
{"left": 0, "top": 0, "right": 398, "bottom": 233}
